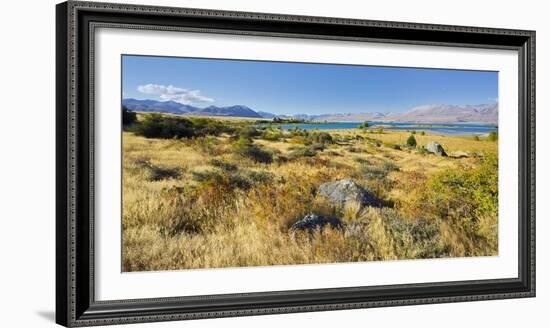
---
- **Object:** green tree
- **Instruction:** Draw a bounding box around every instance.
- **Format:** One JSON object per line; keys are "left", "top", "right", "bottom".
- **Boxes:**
{"left": 406, "top": 134, "right": 417, "bottom": 147}
{"left": 358, "top": 121, "right": 370, "bottom": 129}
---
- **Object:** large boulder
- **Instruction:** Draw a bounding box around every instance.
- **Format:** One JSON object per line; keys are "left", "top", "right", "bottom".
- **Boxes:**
{"left": 290, "top": 214, "right": 344, "bottom": 235}
{"left": 425, "top": 141, "right": 447, "bottom": 156}
{"left": 318, "top": 179, "right": 380, "bottom": 207}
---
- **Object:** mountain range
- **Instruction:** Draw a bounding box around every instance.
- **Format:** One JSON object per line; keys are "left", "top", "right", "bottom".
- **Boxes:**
{"left": 122, "top": 98, "right": 262, "bottom": 118}
{"left": 122, "top": 98, "right": 498, "bottom": 124}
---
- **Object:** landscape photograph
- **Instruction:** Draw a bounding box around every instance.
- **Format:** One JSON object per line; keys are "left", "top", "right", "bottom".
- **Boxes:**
{"left": 121, "top": 55, "right": 499, "bottom": 272}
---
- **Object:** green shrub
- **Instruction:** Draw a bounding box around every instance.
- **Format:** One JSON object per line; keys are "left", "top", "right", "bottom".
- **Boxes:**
{"left": 360, "top": 160, "right": 399, "bottom": 179}
{"left": 383, "top": 142, "right": 401, "bottom": 150}
{"left": 238, "top": 126, "right": 263, "bottom": 139}
{"left": 209, "top": 159, "right": 238, "bottom": 172}
{"left": 132, "top": 114, "right": 235, "bottom": 139}
{"left": 381, "top": 160, "right": 399, "bottom": 173}
{"left": 192, "top": 170, "right": 251, "bottom": 190}
{"left": 288, "top": 147, "right": 318, "bottom": 160}
{"left": 353, "top": 157, "right": 369, "bottom": 164}
{"left": 309, "top": 132, "right": 334, "bottom": 144}
{"left": 132, "top": 114, "right": 195, "bottom": 139}
{"left": 191, "top": 117, "right": 234, "bottom": 136}
{"left": 347, "top": 146, "right": 367, "bottom": 153}
{"left": 357, "top": 121, "right": 370, "bottom": 129}
{"left": 122, "top": 106, "right": 137, "bottom": 126}
{"left": 233, "top": 137, "right": 273, "bottom": 164}
{"left": 193, "top": 136, "right": 223, "bottom": 155}
{"left": 309, "top": 143, "right": 326, "bottom": 151}
{"left": 473, "top": 135, "right": 480, "bottom": 141}
{"left": 487, "top": 131, "right": 498, "bottom": 142}
{"left": 406, "top": 134, "right": 417, "bottom": 147}
{"left": 262, "top": 130, "right": 281, "bottom": 141}
{"left": 246, "top": 170, "right": 274, "bottom": 184}
{"left": 136, "top": 160, "right": 181, "bottom": 181}
{"left": 420, "top": 131, "right": 426, "bottom": 136}
{"left": 192, "top": 167, "right": 273, "bottom": 192}
{"left": 429, "top": 153, "right": 498, "bottom": 219}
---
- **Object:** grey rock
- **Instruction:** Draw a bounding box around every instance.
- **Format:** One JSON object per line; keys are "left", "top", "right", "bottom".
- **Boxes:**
{"left": 290, "top": 214, "right": 344, "bottom": 234}
{"left": 424, "top": 141, "right": 447, "bottom": 156}
{"left": 318, "top": 179, "right": 380, "bottom": 207}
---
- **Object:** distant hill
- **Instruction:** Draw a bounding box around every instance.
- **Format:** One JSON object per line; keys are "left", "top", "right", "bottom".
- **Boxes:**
{"left": 391, "top": 103, "right": 498, "bottom": 123}
{"left": 192, "top": 105, "right": 262, "bottom": 118}
{"left": 121, "top": 98, "right": 197, "bottom": 114}
{"left": 122, "top": 99, "right": 262, "bottom": 118}
{"left": 288, "top": 103, "right": 498, "bottom": 124}
{"left": 257, "top": 111, "right": 278, "bottom": 119}
{"left": 122, "top": 98, "right": 497, "bottom": 124}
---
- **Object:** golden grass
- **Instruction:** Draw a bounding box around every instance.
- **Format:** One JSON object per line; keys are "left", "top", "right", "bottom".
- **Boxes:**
{"left": 122, "top": 122, "right": 498, "bottom": 272}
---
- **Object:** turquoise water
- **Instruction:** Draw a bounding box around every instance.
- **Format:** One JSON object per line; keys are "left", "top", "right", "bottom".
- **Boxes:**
{"left": 271, "top": 122, "right": 497, "bottom": 136}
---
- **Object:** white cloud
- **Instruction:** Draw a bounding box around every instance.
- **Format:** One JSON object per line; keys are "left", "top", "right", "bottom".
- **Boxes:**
{"left": 137, "top": 84, "right": 214, "bottom": 104}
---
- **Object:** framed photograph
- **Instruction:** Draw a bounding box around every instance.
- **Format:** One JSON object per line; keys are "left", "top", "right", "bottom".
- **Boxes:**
{"left": 56, "top": 1, "right": 535, "bottom": 326}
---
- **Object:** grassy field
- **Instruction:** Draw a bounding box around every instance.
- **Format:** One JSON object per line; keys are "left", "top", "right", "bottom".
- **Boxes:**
{"left": 122, "top": 112, "right": 498, "bottom": 271}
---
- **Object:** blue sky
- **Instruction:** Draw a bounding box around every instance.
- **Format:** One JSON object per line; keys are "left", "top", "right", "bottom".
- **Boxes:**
{"left": 122, "top": 55, "right": 498, "bottom": 115}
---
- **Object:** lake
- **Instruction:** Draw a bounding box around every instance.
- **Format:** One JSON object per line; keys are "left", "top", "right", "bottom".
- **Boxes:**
{"left": 270, "top": 122, "right": 497, "bottom": 136}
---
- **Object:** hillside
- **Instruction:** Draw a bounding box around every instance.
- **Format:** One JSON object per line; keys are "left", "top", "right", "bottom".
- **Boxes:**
{"left": 122, "top": 99, "right": 262, "bottom": 118}
{"left": 122, "top": 98, "right": 498, "bottom": 124}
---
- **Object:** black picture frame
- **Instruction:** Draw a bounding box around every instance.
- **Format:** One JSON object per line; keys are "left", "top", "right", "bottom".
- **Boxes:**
{"left": 56, "top": 1, "right": 536, "bottom": 326}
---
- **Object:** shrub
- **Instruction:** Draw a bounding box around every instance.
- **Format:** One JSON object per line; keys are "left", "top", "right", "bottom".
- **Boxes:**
{"left": 429, "top": 153, "right": 498, "bottom": 219}
{"left": 487, "top": 131, "right": 498, "bottom": 142}
{"left": 419, "top": 153, "right": 499, "bottom": 256}
{"left": 122, "top": 106, "right": 137, "bottom": 126}
{"left": 383, "top": 142, "right": 401, "bottom": 150}
{"left": 357, "top": 121, "right": 370, "bottom": 129}
{"left": 191, "top": 117, "right": 234, "bottom": 136}
{"left": 353, "top": 157, "right": 369, "bottom": 164}
{"left": 192, "top": 170, "right": 251, "bottom": 190}
{"left": 132, "top": 114, "right": 235, "bottom": 139}
{"left": 309, "top": 143, "right": 326, "bottom": 151}
{"left": 288, "top": 147, "right": 318, "bottom": 160}
{"left": 406, "top": 134, "right": 417, "bottom": 147}
{"left": 420, "top": 131, "right": 426, "bottom": 136}
{"left": 132, "top": 114, "right": 194, "bottom": 139}
{"left": 309, "top": 132, "right": 334, "bottom": 144}
{"left": 262, "top": 130, "right": 281, "bottom": 141}
{"left": 193, "top": 167, "right": 273, "bottom": 192}
{"left": 209, "top": 159, "right": 238, "bottom": 172}
{"left": 238, "top": 126, "right": 263, "bottom": 139}
{"left": 360, "top": 160, "right": 399, "bottom": 180}
{"left": 382, "top": 160, "right": 399, "bottom": 172}
{"left": 472, "top": 135, "right": 480, "bottom": 141}
{"left": 135, "top": 160, "right": 181, "bottom": 181}
{"left": 232, "top": 137, "right": 273, "bottom": 164}
{"left": 193, "top": 136, "right": 223, "bottom": 156}
{"left": 347, "top": 146, "right": 367, "bottom": 153}
{"left": 246, "top": 170, "right": 274, "bottom": 184}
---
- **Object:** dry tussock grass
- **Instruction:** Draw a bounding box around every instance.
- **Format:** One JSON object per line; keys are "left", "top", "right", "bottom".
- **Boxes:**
{"left": 122, "top": 122, "right": 498, "bottom": 271}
